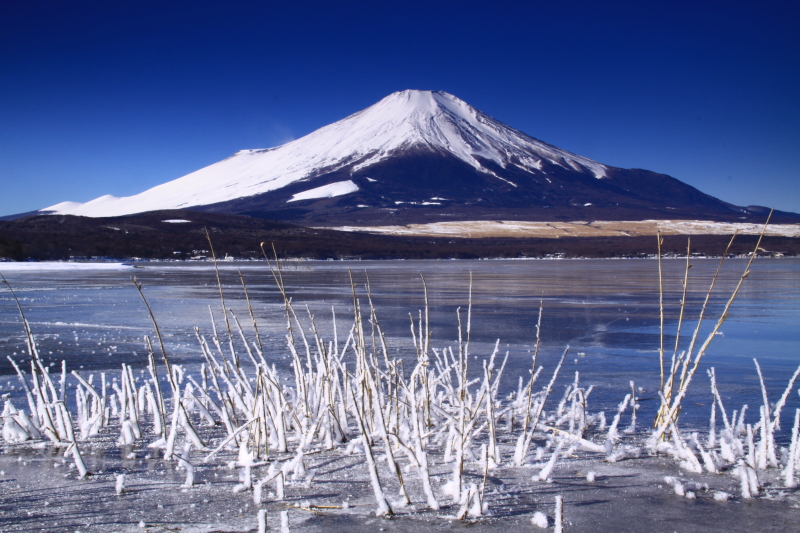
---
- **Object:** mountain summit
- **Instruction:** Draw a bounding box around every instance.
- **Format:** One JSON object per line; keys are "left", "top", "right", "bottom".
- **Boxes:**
{"left": 41, "top": 90, "right": 760, "bottom": 224}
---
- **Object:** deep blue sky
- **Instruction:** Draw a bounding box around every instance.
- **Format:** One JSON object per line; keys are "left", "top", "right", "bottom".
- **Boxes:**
{"left": 2, "top": 0, "right": 798, "bottom": 216}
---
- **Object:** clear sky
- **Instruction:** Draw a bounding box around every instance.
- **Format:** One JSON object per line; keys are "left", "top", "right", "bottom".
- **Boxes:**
{"left": 1, "top": 0, "right": 798, "bottom": 216}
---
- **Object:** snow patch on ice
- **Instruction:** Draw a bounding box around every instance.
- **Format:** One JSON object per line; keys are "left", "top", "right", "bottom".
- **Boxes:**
{"left": 531, "top": 511, "right": 549, "bottom": 528}
{"left": 0, "top": 262, "right": 134, "bottom": 272}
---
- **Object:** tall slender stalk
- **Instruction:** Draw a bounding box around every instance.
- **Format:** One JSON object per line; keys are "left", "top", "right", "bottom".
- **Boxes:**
{"left": 206, "top": 227, "right": 232, "bottom": 341}
{"left": 238, "top": 268, "right": 264, "bottom": 352}
{"left": 653, "top": 210, "right": 773, "bottom": 441}
{"left": 657, "top": 231, "right": 665, "bottom": 393}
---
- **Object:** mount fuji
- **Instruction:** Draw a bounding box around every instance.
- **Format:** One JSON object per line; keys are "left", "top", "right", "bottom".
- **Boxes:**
{"left": 40, "top": 90, "right": 777, "bottom": 225}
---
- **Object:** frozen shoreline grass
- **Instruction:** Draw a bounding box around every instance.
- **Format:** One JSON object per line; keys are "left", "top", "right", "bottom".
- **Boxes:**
{"left": 1, "top": 217, "right": 800, "bottom": 531}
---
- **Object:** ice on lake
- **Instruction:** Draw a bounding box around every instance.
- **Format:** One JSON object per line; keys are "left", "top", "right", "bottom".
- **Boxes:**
{"left": 0, "top": 258, "right": 799, "bottom": 532}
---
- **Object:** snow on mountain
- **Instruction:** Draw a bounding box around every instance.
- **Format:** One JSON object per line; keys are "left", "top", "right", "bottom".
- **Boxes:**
{"left": 287, "top": 180, "right": 359, "bottom": 202}
{"left": 43, "top": 201, "right": 85, "bottom": 212}
{"left": 41, "top": 90, "right": 608, "bottom": 218}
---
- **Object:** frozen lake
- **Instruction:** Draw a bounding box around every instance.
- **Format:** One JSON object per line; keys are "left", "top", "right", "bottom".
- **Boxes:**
{"left": 2, "top": 257, "right": 800, "bottom": 532}
{"left": 1, "top": 257, "right": 799, "bottom": 430}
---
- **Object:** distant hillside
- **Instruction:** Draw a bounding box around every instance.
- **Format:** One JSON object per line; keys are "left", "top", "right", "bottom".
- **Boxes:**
{"left": 1, "top": 211, "right": 797, "bottom": 261}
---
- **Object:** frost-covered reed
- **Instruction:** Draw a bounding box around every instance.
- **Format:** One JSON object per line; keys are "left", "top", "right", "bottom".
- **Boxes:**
{"left": 2, "top": 251, "right": 608, "bottom": 517}
{"left": 645, "top": 211, "right": 800, "bottom": 497}
{"left": 1, "top": 213, "right": 798, "bottom": 523}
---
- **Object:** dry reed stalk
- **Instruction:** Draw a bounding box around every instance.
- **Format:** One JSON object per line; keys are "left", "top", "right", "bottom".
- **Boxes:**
{"left": 354, "top": 278, "right": 411, "bottom": 503}
{"left": 0, "top": 274, "right": 37, "bottom": 359}
{"left": 349, "top": 374, "right": 393, "bottom": 516}
{"left": 706, "top": 368, "right": 730, "bottom": 439}
{"left": 0, "top": 284, "right": 98, "bottom": 474}
{"left": 238, "top": 268, "right": 264, "bottom": 352}
{"left": 261, "top": 242, "right": 295, "bottom": 345}
{"left": 784, "top": 409, "right": 800, "bottom": 487}
{"left": 653, "top": 210, "right": 773, "bottom": 442}
{"left": 399, "top": 361, "right": 440, "bottom": 509}
{"left": 753, "top": 359, "right": 777, "bottom": 468}
{"left": 29, "top": 344, "right": 68, "bottom": 441}
{"left": 7, "top": 355, "right": 40, "bottom": 426}
{"left": 23, "top": 358, "right": 59, "bottom": 442}
{"left": 229, "top": 309, "right": 262, "bottom": 371}
{"left": 515, "top": 298, "right": 545, "bottom": 436}
{"left": 133, "top": 278, "right": 174, "bottom": 389}
{"left": 770, "top": 363, "right": 800, "bottom": 431}
{"left": 657, "top": 231, "right": 741, "bottom": 433}
{"left": 134, "top": 277, "right": 205, "bottom": 456}
{"left": 661, "top": 239, "right": 692, "bottom": 406}
{"left": 193, "top": 330, "right": 237, "bottom": 436}
{"left": 514, "top": 345, "right": 569, "bottom": 466}
{"left": 673, "top": 239, "right": 691, "bottom": 358}
{"left": 262, "top": 242, "right": 313, "bottom": 418}
{"left": 203, "top": 418, "right": 258, "bottom": 462}
{"left": 205, "top": 227, "right": 232, "bottom": 341}
{"left": 419, "top": 274, "right": 433, "bottom": 428}
{"left": 657, "top": 231, "right": 665, "bottom": 393}
{"left": 655, "top": 231, "right": 737, "bottom": 429}
{"left": 146, "top": 338, "right": 168, "bottom": 437}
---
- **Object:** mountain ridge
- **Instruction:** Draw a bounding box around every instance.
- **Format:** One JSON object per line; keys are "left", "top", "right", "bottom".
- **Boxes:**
{"left": 37, "top": 90, "right": 797, "bottom": 224}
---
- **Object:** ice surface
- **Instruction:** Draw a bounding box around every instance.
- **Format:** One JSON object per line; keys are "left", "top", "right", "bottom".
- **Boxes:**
{"left": 0, "top": 259, "right": 799, "bottom": 532}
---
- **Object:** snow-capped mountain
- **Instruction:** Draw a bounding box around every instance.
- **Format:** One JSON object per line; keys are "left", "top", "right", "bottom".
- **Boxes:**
{"left": 41, "top": 90, "right": 745, "bottom": 224}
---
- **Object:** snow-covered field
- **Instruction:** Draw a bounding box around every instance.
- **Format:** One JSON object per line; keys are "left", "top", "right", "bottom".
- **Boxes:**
{"left": 329, "top": 219, "right": 800, "bottom": 239}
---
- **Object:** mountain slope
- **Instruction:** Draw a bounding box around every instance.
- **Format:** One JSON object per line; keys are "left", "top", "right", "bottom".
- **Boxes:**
{"left": 40, "top": 90, "right": 778, "bottom": 224}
